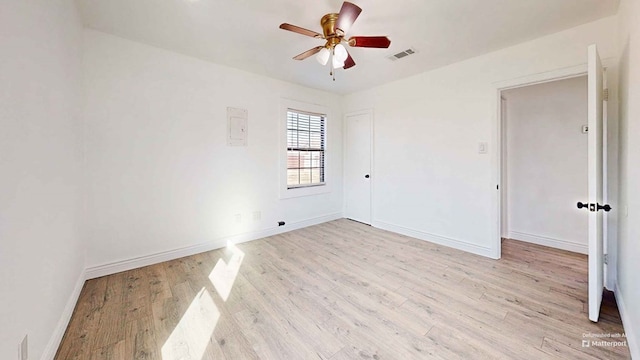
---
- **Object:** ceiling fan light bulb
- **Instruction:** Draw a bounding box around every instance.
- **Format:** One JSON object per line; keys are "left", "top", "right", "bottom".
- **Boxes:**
{"left": 316, "top": 48, "right": 330, "bottom": 65}
{"left": 332, "top": 55, "right": 345, "bottom": 69}
{"left": 334, "top": 43, "right": 348, "bottom": 62}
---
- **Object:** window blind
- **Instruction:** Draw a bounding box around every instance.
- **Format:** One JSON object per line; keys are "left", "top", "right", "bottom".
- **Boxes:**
{"left": 286, "top": 109, "right": 325, "bottom": 188}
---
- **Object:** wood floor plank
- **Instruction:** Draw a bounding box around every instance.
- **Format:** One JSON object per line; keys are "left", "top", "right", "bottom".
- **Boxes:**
{"left": 425, "top": 323, "right": 514, "bottom": 360}
{"left": 240, "top": 262, "right": 345, "bottom": 358}
{"left": 540, "top": 337, "right": 602, "bottom": 360}
{"left": 320, "top": 306, "right": 442, "bottom": 360}
{"left": 213, "top": 329, "right": 260, "bottom": 360}
{"left": 55, "top": 219, "right": 630, "bottom": 359}
{"left": 124, "top": 317, "right": 157, "bottom": 360}
{"left": 90, "top": 340, "right": 125, "bottom": 360}
{"left": 55, "top": 277, "right": 108, "bottom": 359}
{"left": 90, "top": 275, "right": 127, "bottom": 350}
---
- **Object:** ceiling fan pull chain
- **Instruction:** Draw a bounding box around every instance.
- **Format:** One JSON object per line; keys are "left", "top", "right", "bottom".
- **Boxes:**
{"left": 331, "top": 49, "right": 336, "bottom": 81}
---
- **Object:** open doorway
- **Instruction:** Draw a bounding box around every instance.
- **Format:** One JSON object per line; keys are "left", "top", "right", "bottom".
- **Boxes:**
{"left": 497, "top": 73, "right": 606, "bottom": 322}
{"left": 500, "top": 76, "right": 589, "bottom": 254}
{"left": 494, "top": 49, "right": 618, "bottom": 322}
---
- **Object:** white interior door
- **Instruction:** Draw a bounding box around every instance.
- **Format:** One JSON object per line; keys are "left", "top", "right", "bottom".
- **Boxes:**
{"left": 345, "top": 111, "right": 372, "bottom": 224}
{"left": 587, "top": 44, "right": 604, "bottom": 322}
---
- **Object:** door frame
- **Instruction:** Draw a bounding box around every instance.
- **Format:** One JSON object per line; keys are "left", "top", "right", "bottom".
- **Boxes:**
{"left": 492, "top": 61, "right": 615, "bottom": 290}
{"left": 498, "top": 72, "right": 590, "bottom": 254}
{"left": 493, "top": 64, "right": 588, "bottom": 259}
{"left": 343, "top": 109, "right": 374, "bottom": 224}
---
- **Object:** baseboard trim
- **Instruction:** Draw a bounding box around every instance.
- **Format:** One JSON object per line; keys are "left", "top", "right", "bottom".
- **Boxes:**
{"left": 615, "top": 282, "right": 639, "bottom": 359}
{"left": 373, "top": 220, "right": 494, "bottom": 258}
{"left": 85, "top": 212, "right": 343, "bottom": 279}
{"left": 508, "top": 231, "right": 588, "bottom": 254}
{"left": 41, "top": 268, "right": 86, "bottom": 360}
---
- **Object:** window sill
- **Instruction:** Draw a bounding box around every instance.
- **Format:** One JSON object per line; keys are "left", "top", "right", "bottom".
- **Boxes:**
{"left": 280, "top": 183, "right": 330, "bottom": 199}
{"left": 287, "top": 182, "right": 326, "bottom": 190}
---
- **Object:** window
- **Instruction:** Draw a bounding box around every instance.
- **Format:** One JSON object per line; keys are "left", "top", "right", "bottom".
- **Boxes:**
{"left": 286, "top": 109, "right": 326, "bottom": 188}
{"left": 279, "top": 99, "right": 331, "bottom": 199}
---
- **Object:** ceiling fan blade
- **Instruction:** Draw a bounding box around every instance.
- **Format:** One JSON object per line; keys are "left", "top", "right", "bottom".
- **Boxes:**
{"left": 343, "top": 52, "right": 356, "bottom": 69}
{"left": 348, "top": 36, "right": 391, "bottom": 48}
{"left": 293, "top": 46, "right": 324, "bottom": 60}
{"left": 336, "top": 2, "right": 362, "bottom": 35}
{"left": 279, "top": 23, "right": 324, "bottom": 39}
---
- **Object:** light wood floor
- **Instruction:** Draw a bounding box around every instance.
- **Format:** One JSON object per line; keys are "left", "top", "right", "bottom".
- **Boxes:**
{"left": 55, "top": 219, "right": 630, "bottom": 359}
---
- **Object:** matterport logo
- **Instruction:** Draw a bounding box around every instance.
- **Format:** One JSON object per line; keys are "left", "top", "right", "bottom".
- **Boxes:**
{"left": 582, "top": 332, "right": 627, "bottom": 348}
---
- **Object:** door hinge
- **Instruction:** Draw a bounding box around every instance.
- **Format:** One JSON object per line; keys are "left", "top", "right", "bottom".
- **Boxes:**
{"left": 603, "top": 88, "right": 609, "bottom": 101}
{"left": 604, "top": 254, "right": 609, "bottom": 265}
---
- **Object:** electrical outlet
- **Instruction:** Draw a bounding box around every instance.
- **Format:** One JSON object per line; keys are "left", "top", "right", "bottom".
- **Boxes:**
{"left": 19, "top": 335, "right": 27, "bottom": 360}
{"left": 252, "top": 211, "right": 261, "bottom": 221}
{"left": 234, "top": 214, "right": 241, "bottom": 223}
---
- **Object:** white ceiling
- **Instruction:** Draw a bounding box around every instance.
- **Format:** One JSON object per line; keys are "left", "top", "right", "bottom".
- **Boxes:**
{"left": 76, "top": 0, "right": 619, "bottom": 94}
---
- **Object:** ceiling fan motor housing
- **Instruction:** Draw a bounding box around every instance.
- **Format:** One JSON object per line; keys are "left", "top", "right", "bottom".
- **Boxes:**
{"left": 321, "top": 13, "right": 343, "bottom": 47}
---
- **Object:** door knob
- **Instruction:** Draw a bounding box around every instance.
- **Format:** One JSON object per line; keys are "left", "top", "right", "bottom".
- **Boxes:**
{"left": 577, "top": 202, "right": 612, "bottom": 212}
{"left": 364, "top": 174, "right": 370, "bottom": 179}
{"left": 597, "top": 203, "right": 612, "bottom": 212}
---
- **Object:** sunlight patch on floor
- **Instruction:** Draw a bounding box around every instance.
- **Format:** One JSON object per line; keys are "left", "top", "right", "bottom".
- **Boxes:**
{"left": 161, "top": 287, "right": 219, "bottom": 360}
{"left": 209, "top": 243, "right": 245, "bottom": 301}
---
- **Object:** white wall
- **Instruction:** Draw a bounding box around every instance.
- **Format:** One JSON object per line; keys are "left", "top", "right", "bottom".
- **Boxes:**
{"left": 0, "top": 1, "right": 85, "bottom": 359}
{"left": 503, "top": 77, "right": 588, "bottom": 253}
{"left": 615, "top": 0, "right": 640, "bottom": 356}
{"left": 83, "top": 30, "right": 343, "bottom": 271}
{"left": 344, "top": 16, "right": 617, "bottom": 259}
{"left": 0, "top": 5, "right": 633, "bottom": 359}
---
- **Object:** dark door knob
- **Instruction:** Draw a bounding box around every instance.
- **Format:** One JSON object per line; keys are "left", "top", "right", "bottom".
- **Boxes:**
{"left": 577, "top": 202, "right": 612, "bottom": 212}
{"left": 598, "top": 203, "right": 612, "bottom": 212}
{"left": 364, "top": 174, "right": 370, "bottom": 179}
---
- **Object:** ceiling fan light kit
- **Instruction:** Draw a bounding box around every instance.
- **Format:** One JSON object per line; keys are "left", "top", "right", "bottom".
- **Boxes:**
{"left": 332, "top": 54, "right": 345, "bottom": 69}
{"left": 316, "top": 47, "right": 331, "bottom": 65}
{"left": 334, "top": 44, "right": 348, "bottom": 62}
{"left": 279, "top": 1, "right": 391, "bottom": 81}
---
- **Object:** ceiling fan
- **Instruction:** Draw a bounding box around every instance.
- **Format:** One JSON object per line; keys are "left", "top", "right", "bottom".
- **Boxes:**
{"left": 279, "top": 1, "right": 391, "bottom": 79}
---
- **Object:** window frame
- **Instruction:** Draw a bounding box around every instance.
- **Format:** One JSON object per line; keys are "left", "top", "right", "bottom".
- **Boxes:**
{"left": 286, "top": 109, "right": 326, "bottom": 189}
{"left": 279, "top": 99, "right": 331, "bottom": 199}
